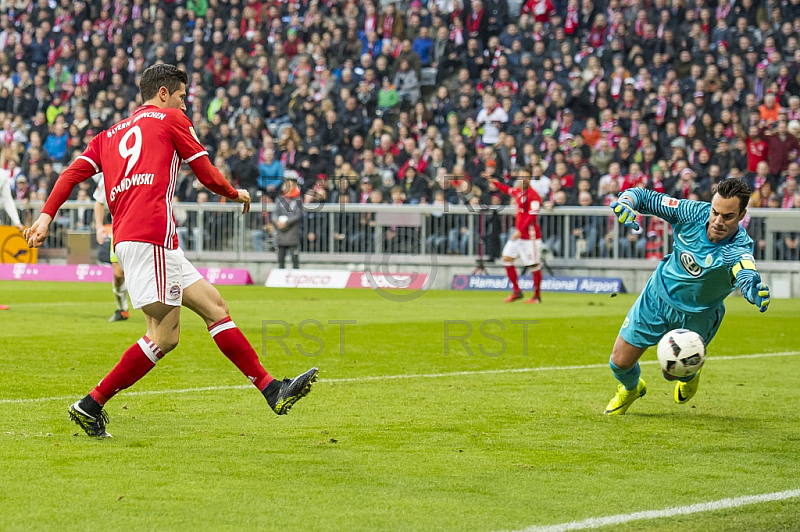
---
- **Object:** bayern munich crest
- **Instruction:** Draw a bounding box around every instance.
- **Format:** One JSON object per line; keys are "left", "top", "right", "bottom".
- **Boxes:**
{"left": 169, "top": 284, "right": 181, "bottom": 300}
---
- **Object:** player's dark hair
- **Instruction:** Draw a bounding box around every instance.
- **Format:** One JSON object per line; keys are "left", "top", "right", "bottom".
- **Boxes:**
{"left": 713, "top": 179, "right": 751, "bottom": 213}
{"left": 139, "top": 64, "right": 188, "bottom": 101}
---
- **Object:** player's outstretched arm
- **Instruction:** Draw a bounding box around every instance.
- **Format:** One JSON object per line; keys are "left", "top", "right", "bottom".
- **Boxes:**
{"left": 168, "top": 111, "right": 246, "bottom": 211}
{"left": 487, "top": 177, "right": 511, "bottom": 195}
{"left": 613, "top": 188, "right": 708, "bottom": 227}
{"left": 24, "top": 213, "right": 52, "bottom": 248}
{"left": 186, "top": 156, "right": 249, "bottom": 213}
{"left": 731, "top": 257, "right": 771, "bottom": 313}
{"left": 610, "top": 194, "right": 640, "bottom": 230}
{"left": 232, "top": 188, "right": 251, "bottom": 214}
{"left": 25, "top": 157, "right": 98, "bottom": 248}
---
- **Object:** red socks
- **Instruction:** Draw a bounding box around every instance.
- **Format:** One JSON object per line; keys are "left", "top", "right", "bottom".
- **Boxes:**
{"left": 209, "top": 317, "right": 274, "bottom": 391}
{"left": 88, "top": 318, "right": 273, "bottom": 406}
{"left": 90, "top": 336, "right": 161, "bottom": 405}
{"left": 533, "top": 269, "right": 542, "bottom": 299}
{"left": 505, "top": 265, "right": 520, "bottom": 293}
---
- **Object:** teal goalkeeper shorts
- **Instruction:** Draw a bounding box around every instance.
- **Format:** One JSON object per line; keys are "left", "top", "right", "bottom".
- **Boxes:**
{"left": 619, "top": 277, "right": 725, "bottom": 349}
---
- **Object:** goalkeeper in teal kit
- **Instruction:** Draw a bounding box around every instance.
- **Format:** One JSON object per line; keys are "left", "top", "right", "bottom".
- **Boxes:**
{"left": 604, "top": 179, "right": 771, "bottom": 415}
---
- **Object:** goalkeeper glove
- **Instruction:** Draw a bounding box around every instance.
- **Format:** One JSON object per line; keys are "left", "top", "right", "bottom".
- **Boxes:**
{"left": 610, "top": 197, "right": 640, "bottom": 231}
{"left": 750, "top": 281, "right": 771, "bottom": 313}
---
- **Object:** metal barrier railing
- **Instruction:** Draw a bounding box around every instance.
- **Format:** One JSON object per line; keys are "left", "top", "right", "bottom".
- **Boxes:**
{"left": 6, "top": 201, "right": 800, "bottom": 262}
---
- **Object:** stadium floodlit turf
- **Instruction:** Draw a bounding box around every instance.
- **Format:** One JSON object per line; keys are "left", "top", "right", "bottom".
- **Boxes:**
{"left": 1, "top": 281, "right": 799, "bottom": 531}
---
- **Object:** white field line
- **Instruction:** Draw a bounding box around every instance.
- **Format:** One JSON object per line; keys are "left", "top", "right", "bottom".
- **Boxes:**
{"left": 1, "top": 351, "right": 798, "bottom": 406}
{"left": 506, "top": 488, "right": 800, "bottom": 532}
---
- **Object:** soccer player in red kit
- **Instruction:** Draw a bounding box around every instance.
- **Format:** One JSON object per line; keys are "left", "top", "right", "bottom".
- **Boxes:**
{"left": 25, "top": 65, "right": 317, "bottom": 437}
{"left": 489, "top": 168, "right": 544, "bottom": 303}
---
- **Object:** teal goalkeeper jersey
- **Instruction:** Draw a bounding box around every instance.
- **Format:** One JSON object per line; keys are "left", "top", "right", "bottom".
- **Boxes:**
{"left": 622, "top": 189, "right": 758, "bottom": 314}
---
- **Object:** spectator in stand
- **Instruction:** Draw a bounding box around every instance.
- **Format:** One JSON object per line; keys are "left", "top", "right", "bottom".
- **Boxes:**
{"left": 258, "top": 148, "right": 284, "bottom": 199}
{"left": 746, "top": 161, "right": 773, "bottom": 195}
{"left": 759, "top": 92, "right": 781, "bottom": 125}
{"left": 743, "top": 124, "right": 769, "bottom": 174}
{"left": 273, "top": 171, "right": 303, "bottom": 269}
{"left": 425, "top": 190, "right": 449, "bottom": 253}
{"left": 394, "top": 59, "right": 421, "bottom": 107}
{"left": 402, "top": 166, "right": 431, "bottom": 204}
{"left": 231, "top": 145, "right": 260, "bottom": 196}
{"left": 377, "top": 77, "right": 400, "bottom": 117}
{"left": 570, "top": 190, "right": 601, "bottom": 258}
{"left": 43, "top": 123, "right": 68, "bottom": 164}
{"left": 476, "top": 93, "right": 508, "bottom": 147}
{"left": 761, "top": 121, "right": 800, "bottom": 181}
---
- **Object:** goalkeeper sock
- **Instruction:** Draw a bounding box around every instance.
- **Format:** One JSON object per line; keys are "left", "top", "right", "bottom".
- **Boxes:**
{"left": 112, "top": 281, "right": 129, "bottom": 312}
{"left": 209, "top": 316, "right": 274, "bottom": 391}
{"left": 676, "top": 372, "right": 698, "bottom": 383}
{"left": 609, "top": 356, "right": 641, "bottom": 391}
{"left": 505, "top": 265, "right": 520, "bottom": 292}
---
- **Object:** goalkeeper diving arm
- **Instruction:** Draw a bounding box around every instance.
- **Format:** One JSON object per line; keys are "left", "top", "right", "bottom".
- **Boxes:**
{"left": 612, "top": 188, "right": 709, "bottom": 227}
{"left": 732, "top": 259, "right": 771, "bottom": 313}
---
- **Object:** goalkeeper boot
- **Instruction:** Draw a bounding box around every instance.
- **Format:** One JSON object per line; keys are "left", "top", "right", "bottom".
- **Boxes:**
{"left": 604, "top": 378, "right": 647, "bottom": 415}
{"left": 675, "top": 368, "right": 702, "bottom": 404}
{"left": 265, "top": 367, "right": 318, "bottom": 415}
{"left": 69, "top": 402, "right": 112, "bottom": 438}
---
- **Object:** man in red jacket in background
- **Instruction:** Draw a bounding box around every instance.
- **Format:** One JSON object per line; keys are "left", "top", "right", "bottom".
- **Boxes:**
{"left": 761, "top": 120, "right": 800, "bottom": 182}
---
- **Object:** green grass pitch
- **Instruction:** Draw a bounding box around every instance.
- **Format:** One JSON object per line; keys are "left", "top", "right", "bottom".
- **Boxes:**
{"left": 1, "top": 281, "right": 799, "bottom": 531}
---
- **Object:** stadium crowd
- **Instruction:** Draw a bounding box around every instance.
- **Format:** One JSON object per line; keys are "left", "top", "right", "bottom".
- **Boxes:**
{"left": 0, "top": 0, "right": 799, "bottom": 259}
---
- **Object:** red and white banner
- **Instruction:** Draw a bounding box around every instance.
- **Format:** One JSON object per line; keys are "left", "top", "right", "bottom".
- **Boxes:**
{"left": 265, "top": 269, "right": 351, "bottom": 289}
{"left": 0, "top": 263, "right": 253, "bottom": 285}
{"left": 346, "top": 272, "right": 429, "bottom": 290}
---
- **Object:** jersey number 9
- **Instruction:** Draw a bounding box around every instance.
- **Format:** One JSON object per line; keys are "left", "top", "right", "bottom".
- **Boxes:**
{"left": 119, "top": 125, "right": 143, "bottom": 177}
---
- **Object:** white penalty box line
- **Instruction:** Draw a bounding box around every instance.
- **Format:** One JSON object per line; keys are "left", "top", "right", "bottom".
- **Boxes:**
{"left": 503, "top": 488, "right": 800, "bottom": 532}
{"left": 0, "top": 351, "right": 799, "bottom": 406}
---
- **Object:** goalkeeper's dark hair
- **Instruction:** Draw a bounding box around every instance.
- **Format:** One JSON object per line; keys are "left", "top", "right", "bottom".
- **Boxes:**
{"left": 139, "top": 64, "right": 188, "bottom": 101}
{"left": 713, "top": 178, "right": 751, "bottom": 213}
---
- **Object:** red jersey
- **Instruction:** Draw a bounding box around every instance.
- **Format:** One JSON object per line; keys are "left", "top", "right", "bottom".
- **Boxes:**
{"left": 494, "top": 182, "right": 542, "bottom": 239}
{"left": 81, "top": 106, "right": 213, "bottom": 248}
{"left": 43, "top": 105, "right": 238, "bottom": 249}
{"left": 522, "top": 0, "right": 555, "bottom": 23}
{"left": 746, "top": 137, "right": 768, "bottom": 172}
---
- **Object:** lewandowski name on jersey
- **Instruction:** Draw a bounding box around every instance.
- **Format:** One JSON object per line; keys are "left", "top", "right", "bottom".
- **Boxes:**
{"left": 109, "top": 174, "right": 155, "bottom": 201}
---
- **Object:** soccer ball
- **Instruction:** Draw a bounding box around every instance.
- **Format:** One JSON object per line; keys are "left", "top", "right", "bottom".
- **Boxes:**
{"left": 657, "top": 329, "right": 706, "bottom": 378}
